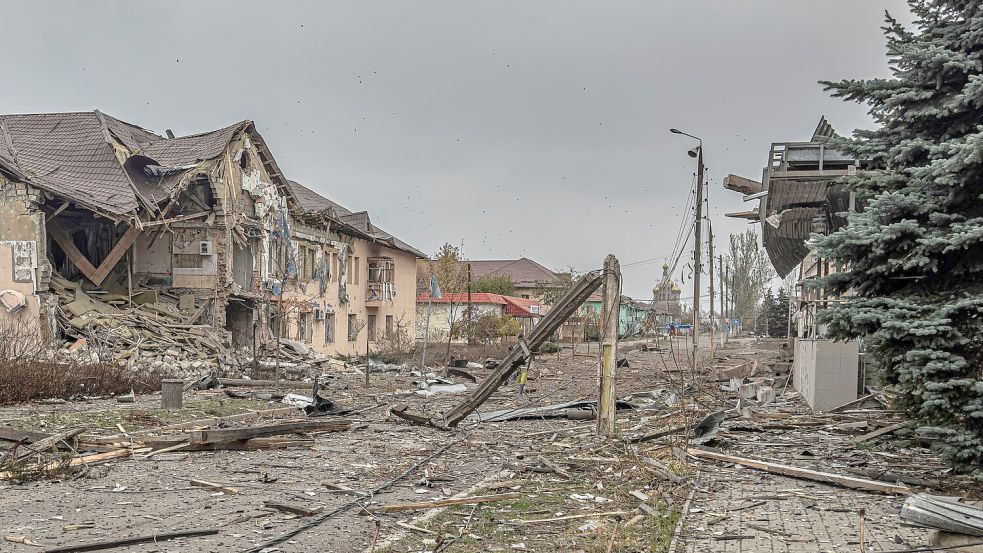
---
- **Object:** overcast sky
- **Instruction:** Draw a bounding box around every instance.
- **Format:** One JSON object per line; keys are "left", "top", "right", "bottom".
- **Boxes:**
{"left": 1, "top": 1, "right": 911, "bottom": 301}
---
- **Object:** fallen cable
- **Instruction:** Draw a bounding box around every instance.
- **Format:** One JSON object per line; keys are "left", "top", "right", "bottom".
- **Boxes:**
{"left": 244, "top": 438, "right": 464, "bottom": 552}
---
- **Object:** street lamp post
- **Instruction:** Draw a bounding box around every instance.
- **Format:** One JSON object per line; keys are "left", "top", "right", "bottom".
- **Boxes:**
{"left": 670, "top": 128, "right": 704, "bottom": 366}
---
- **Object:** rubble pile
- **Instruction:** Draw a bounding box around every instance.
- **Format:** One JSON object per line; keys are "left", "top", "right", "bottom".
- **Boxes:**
{"left": 50, "top": 275, "right": 229, "bottom": 376}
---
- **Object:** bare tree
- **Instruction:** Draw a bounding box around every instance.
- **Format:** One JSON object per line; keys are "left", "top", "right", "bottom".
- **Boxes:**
{"left": 728, "top": 229, "right": 775, "bottom": 327}
{"left": 534, "top": 266, "right": 577, "bottom": 306}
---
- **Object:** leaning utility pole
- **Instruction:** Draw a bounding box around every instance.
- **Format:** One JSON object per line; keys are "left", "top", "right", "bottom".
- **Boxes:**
{"left": 691, "top": 146, "right": 705, "bottom": 365}
{"left": 598, "top": 254, "right": 620, "bottom": 437}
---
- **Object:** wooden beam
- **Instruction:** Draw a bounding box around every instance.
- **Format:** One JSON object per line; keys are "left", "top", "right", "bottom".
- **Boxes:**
{"left": 0, "top": 449, "right": 131, "bottom": 480}
{"left": 47, "top": 219, "right": 140, "bottom": 286}
{"left": 189, "top": 419, "right": 350, "bottom": 445}
{"left": 90, "top": 225, "right": 141, "bottom": 285}
{"left": 47, "top": 219, "right": 99, "bottom": 282}
{"left": 263, "top": 501, "right": 322, "bottom": 517}
{"left": 190, "top": 479, "right": 239, "bottom": 495}
{"left": 142, "top": 437, "right": 313, "bottom": 452}
{"left": 434, "top": 272, "right": 604, "bottom": 427}
{"left": 46, "top": 202, "right": 71, "bottom": 222}
{"left": 86, "top": 406, "right": 301, "bottom": 444}
{"left": 11, "top": 427, "right": 85, "bottom": 463}
{"left": 853, "top": 422, "right": 907, "bottom": 444}
{"left": 686, "top": 448, "right": 910, "bottom": 495}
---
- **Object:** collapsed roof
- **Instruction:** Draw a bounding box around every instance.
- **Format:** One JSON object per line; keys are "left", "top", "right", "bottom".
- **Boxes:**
{"left": 0, "top": 110, "right": 289, "bottom": 219}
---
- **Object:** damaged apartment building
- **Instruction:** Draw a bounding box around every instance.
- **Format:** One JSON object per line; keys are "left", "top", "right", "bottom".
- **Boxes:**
{"left": 0, "top": 110, "right": 423, "bottom": 369}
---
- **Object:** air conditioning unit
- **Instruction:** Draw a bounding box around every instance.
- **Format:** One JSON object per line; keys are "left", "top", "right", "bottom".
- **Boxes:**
{"left": 313, "top": 308, "right": 325, "bottom": 321}
{"left": 199, "top": 241, "right": 214, "bottom": 255}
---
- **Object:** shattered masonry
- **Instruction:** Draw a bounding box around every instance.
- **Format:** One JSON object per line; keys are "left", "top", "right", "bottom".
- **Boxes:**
{"left": 0, "top": 111, "right": 424, "bottom": 370}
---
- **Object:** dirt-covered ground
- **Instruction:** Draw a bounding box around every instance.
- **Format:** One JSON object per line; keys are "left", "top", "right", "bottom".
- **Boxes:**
{"left": 1, "top": 337, "right": 973, "bottom": 552}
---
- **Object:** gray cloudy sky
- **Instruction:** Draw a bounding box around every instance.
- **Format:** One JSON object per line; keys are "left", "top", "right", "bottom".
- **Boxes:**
{"left": 1, "top": 1, "right": 911, "bottom": 301}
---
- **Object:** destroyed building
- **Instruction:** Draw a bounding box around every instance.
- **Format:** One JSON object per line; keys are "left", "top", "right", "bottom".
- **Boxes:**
{"left": 724, "top": 117, "right": 867, "bottom": 410}
{"left": 0, "top": 110, "right": 423, "bottom": 369}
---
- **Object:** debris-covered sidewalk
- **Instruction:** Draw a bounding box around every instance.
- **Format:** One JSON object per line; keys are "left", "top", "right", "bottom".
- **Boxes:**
{"left": 1, "top": 338, "right": 979, "bottom": 552}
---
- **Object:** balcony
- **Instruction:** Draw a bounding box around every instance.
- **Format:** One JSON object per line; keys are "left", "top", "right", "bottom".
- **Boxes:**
{"left": 365, "top": 257, "right": 395, "bottom": 305}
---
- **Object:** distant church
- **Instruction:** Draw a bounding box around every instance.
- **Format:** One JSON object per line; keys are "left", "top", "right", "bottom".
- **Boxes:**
{"left": 652, "top": 264, "right": 682, "bottom": 325}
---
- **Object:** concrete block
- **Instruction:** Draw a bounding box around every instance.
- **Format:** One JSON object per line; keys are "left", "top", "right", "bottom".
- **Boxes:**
{"left": 737, "top": 383, "right": 758, "bottom": 400}
{"left": 161, "top": 379, "right": 184, "bottom": 409}
{"left": 756, "top": 386, "right": 776, "bottom": 405}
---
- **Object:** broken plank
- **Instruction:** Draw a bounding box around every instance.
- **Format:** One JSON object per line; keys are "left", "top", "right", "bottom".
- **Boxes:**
{"left": 538, "top": 456, "right": 571, "bottom": 479}
{"left": 853, "top": 422, "right": 907, "bottom": 444}
{"left": 686, "top": 448, "right": 910, "bottom": 495}
{"left": 395, "top": 521, "right": 436, "bottom": 535}
{"left": 189, "top": 419, "right": 350, "bottom": 444}
{"left": 372, "top": 492, "right": 522, "bottom": 513}
{"left": 0, "top": 449, "right": 131, "bottom": 480}
{"left": 141, "top": 442, "right": 191, "bottom": 458}
{"left": 42, "top": 528, "right": 218, "bottom": 553}
{"left": 143, "top": 437, "right": 313, "bottom": 452}
{"left": 263, "top": 501, "right": 321, "bottom": 517}
{"left": 190, "top": 479, "right": 239, "bottom": 495}
{"left": 12, "top": 427, "right": 85, "bottom": 462}
{"left": 629, "top": 425, "right": 687, "bottom": 443}
{"left": 89, "top": 407, "right": 301, "bottom": 443}
{"left": 0, "top": 426, "right": 50, "bottom": 444}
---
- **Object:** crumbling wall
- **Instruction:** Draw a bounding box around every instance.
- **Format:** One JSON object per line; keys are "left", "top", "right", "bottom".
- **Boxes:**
{"left": 0, "top": 176, "right": 51, "bottom": 332}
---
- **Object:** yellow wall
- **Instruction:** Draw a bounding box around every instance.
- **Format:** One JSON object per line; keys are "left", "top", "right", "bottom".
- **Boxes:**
{"left": 280, "top": 234, "right": 418, "bottom": 357}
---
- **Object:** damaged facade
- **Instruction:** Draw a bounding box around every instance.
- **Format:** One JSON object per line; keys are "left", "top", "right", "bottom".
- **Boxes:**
{"left": 724, "top": 117, "right": 867, "bottom": 410}
{"left": 0, "top": 111, "right": 422, "bottom": 367}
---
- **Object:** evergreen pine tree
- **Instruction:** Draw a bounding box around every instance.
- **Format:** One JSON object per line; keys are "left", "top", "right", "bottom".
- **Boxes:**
{"left": 772, "top": 287, "right": 790, "bottom": 338}
{"left": 759, "top": 288, "right": 775, "bottom": 336}
{"left": 814, "top": 1, "right": 983, "bottom": 473}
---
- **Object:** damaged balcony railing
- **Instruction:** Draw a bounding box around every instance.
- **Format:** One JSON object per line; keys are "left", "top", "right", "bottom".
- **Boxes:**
{"left": 366, "top": 257, "right": 395, "bottom": 302}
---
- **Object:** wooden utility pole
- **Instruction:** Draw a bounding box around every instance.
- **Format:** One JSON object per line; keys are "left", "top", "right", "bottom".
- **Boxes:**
{"left": 598, "top": 254, "right": 620, "bottom": 437}
{"left": 718, "top": 254, "right": 725, "bottom": 346}
{"left": 691, "top": 147, "right": 705, "bottom": 366}
{"left": 466, "top": 263, "right": 473, "bottom": 345}
{"left": 707, "top": 228, "right": 715, "bottom": 359}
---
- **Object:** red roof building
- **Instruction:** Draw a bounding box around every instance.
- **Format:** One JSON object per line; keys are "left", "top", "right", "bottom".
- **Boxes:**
{"left": 417, "top": 292, "right": 542, "bottom": 318}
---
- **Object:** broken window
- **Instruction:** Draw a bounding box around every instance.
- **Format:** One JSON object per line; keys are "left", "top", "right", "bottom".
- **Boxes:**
{"left": 347, "top": 314, "right": 357, "bottom": 341}
{"left": 324, "top": 312, "right": 335, "bottom": 343}
{"left": 366, "top": 257, "right": 396, "bottom": 301}
{"left": 299, "top": 312, "right": 313, "bottom": 342}
{"left": 367, "top": 314, "right": 377, "bottom": 342}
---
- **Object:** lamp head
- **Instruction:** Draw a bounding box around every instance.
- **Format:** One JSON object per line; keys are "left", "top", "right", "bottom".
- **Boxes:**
{"left": 669, "top": 128, "right": 682, "bottom": 134}
{"left": 688, "top": 147, "right": 700, "bottom": 159}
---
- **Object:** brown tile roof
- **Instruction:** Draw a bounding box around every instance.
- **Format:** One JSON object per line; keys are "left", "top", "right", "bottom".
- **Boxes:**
{"left": 465, "top": 258, "right": 559, "bottom": 288}
{"left": 0, "top": 111, "right": 260, "bottom": 216}
{"left": 284, "top": 179, "right": 425, "bottom": 258}
{"left": 0, "top": 111, "right": 149, "bottom": 215}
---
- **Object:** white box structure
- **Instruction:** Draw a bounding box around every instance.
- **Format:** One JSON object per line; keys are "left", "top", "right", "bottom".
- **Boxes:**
{"left": 793, "top": 339, "right": 860, "bottom": 411}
